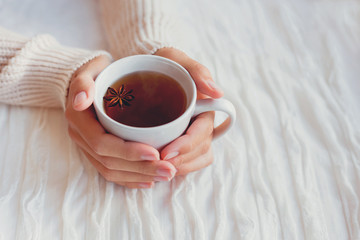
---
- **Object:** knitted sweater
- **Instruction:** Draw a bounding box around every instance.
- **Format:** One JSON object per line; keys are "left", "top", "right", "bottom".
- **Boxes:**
{"left": 0, "top": 0, "right": 179, "bottom": 109}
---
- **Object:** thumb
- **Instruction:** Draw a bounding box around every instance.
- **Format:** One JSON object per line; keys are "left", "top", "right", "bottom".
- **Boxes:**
{"left": 68, "top": 55, "right": 111, "bottom": 111}
{"left": 154, "top": 48, "right": 224, "bottom": 99}
{"left": 70, "top": 73, "right": 95, "bottom": 111}
{"left": 186, "top": 60, "right": 224, "bottom": 99}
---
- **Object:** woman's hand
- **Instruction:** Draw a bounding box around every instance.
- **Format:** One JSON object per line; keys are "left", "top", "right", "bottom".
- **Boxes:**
{"left": 65, "top": 55, "right": 177, "bottom": 188}
{"left": 154, "top": 48, "right": 224, "bottom": 176}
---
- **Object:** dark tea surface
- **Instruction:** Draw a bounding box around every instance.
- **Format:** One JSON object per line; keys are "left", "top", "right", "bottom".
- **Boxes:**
{"left": 103, "top": 71, "right": 187, "bottom": 127}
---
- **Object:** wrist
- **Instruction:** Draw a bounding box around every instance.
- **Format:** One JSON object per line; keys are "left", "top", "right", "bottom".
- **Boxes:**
{"left": 9, "top": 34, "right": 111, "bottom": 109}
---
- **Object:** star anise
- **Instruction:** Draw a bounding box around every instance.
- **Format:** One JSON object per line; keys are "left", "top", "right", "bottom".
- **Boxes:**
{"left": 103, "top": 84, "right": 134, "bottom": 109}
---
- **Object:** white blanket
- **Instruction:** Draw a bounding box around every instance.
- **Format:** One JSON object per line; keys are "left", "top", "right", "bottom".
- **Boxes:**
{"left": 0, "top": 0, "right": 359, "bottom": 239}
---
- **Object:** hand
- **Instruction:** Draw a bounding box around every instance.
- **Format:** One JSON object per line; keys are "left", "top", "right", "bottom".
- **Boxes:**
{"left": 65, "top": 55, "right": 177, "bottom": 188}
{"left": 154, "top": 48, "right": 224, "bottom": 175}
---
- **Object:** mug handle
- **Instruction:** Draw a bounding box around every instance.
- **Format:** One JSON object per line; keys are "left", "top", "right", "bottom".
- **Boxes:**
{"left": 193, "top": 98, "right": 236, "bottom": 139}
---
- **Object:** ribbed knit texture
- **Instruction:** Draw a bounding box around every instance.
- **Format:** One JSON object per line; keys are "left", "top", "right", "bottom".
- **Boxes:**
{"left": 100, "top": 0, "right": 183, "bottom": 59}
{"left": 0, "top": 27, "right": 109, "bottom": 108}
{"left": 0, "top": 0, "right": 182, "bottom": 108}
{"left": 1, "top": 0, "right": 360, "bottom": 239}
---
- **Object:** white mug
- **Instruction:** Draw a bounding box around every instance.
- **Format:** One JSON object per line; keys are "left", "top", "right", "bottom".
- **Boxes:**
{"left": 94, "top": 55, "right": 236, "bottom": 149}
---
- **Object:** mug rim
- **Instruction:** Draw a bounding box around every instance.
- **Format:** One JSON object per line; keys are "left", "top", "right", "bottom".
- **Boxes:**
{"left": 93, "top": 55, "right": 197, "bottom": 131}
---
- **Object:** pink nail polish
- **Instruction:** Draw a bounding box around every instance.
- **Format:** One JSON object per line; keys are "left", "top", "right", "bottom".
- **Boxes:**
{"left": 207, "top": 81, "right": 224, "bottom": 94}
{"left": 164, "top": 151, "right": 179, "bottom": 160}
{"left": 141, "top": 154, "right": 159, "bottom": 161}
{"left": 138, "top": 182, "right": 153, "bottom": 188}
{"left": 157, "top": 168, "right": 175, "bottom": 178}
{"left": 154, "top": 176, "right": 170, "bottom": 182}
{"left": 73, "top": 91, "right": 87, "bottom": 106}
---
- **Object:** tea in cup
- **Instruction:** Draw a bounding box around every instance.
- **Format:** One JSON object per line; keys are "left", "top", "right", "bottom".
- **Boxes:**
{"left": 103, "top": 70, "right": 187, "bottom": 127}
{"left": 94, "top": 55, "right": 236, "bottom": 149}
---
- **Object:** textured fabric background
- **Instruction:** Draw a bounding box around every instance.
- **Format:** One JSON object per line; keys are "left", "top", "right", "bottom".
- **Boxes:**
{"left": 0, "top": 0, "right": 359, "bottom": 239}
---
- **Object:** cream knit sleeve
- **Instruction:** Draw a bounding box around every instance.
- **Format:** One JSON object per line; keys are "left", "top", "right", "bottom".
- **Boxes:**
{"left": 0, "top": 27, "right": 110, "bottom": 108}
{"left": 100, "top": 0, "right": 184, "bottom": 59}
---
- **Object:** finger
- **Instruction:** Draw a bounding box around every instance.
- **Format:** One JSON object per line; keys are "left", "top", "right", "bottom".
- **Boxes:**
{"left": 174, "top": 148, "right": 214, "bottom": 176}
{"left": 69, "top": 55, "right": 111, "bottom": 111}
{"left": 69, "top": 73, "right": 95, "bottom": 111}
{"left": 186, "top": 61, "right": 224, "bottom": 99}
{"left": 161, "top": 112, "right": 214, "bottom": 160}
{"left": 154, "top": 48, "right": 223, "bottom": 98}
{"left": 115, "top": 182, "right": 155, "bottom": 189}
{"left": 165, "top": 138, "right": 212, "bottom": 170}
{"left": 67, "top": 106, "right": 160, "bottom": 161}
{"left": 83, "top": 151, "right": 171, "bottom": 183}
{"left": 68, "top": 125, "right": 176, "bottom": 177}
{"left": 99, "top": 157, "right": 176, "bottom": 178}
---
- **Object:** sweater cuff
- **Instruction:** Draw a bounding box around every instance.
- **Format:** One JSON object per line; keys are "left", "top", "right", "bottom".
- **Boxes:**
{"left": 100, "top": 0, "right": 186, "bottom": 59}
{"left": 0, "top": 34, "right": 111, "bottom": 109}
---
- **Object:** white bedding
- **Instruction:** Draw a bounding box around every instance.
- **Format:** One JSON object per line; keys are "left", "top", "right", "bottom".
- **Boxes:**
{"left": 0, "top": 0, "right": 359, "bottom": 239}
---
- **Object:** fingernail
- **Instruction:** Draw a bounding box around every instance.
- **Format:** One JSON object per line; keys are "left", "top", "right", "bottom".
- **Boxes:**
{"left": 138, "top": 182, "right": 154, "bottom": 188}
{"left": 164, "top": 151, "right": 179, "bottom": 160}
{"left": 73, "top": 91, "right": 87, "bottom": 106}
{"left": 207, "top": 81, "right": 223, "bottom": 93}
{"left": 154, "top": 176, "right": 170, "bottom": 182}
{"left": 157, "top": 168, "right": 176, "bottom": 178}
{"left": 141, "top": 154, "right": 159, "bottom": 161}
